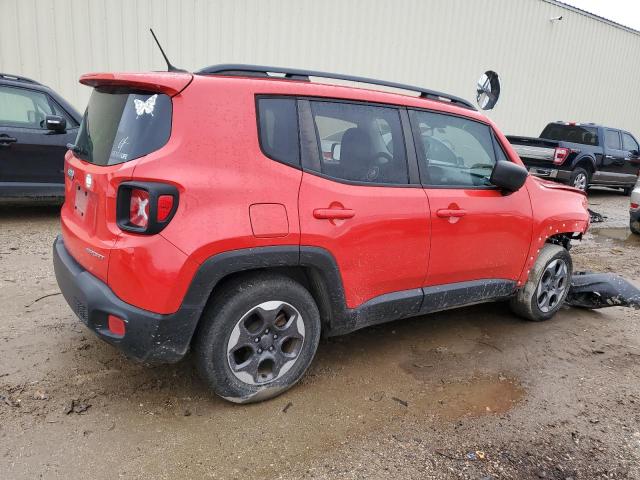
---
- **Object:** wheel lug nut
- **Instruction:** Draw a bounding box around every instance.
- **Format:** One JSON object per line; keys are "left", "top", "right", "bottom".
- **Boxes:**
{"left": 254, "top": 337, "right": 260, "bottom": 343}
{"left": 265, "top": 328, "right": 269, "bottom": 334}
{"left": 269, "top": 346, "right": 274, "bottom": 351}
{"left": 273, "top": 334, "right": 278, "bottom": 339}
{"left": 257, "top": 348, "right": 262, "bottom": 353}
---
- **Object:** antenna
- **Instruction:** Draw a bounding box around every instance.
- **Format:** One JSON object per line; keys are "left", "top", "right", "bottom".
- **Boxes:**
{"left": 149, "top": 28, "right": 187, "bottom": 73}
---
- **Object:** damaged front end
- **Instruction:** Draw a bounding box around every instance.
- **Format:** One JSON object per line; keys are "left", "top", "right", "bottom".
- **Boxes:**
{"left": 566, "top": 272, "right": 640, "bottom": 309}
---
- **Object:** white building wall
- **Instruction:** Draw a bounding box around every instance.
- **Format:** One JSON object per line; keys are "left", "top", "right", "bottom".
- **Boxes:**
{"left": 1, "top": 0, "right": 639, "bottom": 136}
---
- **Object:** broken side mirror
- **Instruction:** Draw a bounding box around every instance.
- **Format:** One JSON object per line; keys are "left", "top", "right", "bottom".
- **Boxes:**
{"left": 490, "top": 160, "right": 528, "bottom": 192}
{"left": 476, "top": 71, "right": 501, "bottom": 110}
{"left": 45, "top": 115, "right": 66, "bottom": 133}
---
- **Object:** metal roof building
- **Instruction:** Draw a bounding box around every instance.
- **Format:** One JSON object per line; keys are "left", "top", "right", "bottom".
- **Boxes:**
{"left": 1, "top": 0, "right": 639, "bottom": 136}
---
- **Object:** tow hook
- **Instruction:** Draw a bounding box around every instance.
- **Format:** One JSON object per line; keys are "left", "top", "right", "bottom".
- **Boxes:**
{"left": 566, "top": 272, "right": 640, "bottom": 309}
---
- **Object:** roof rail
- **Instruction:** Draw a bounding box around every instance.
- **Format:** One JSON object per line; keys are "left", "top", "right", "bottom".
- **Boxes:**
{"left": 0, "top": 73, "right": 42, "bottom": 86}
{"left": 196, "top": 64, "right": 476, "bottom": 110}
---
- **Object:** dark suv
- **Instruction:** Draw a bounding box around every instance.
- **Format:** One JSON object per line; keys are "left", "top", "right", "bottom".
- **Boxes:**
{"left": 0, "top": 74, "right": 81, "bottom": 198}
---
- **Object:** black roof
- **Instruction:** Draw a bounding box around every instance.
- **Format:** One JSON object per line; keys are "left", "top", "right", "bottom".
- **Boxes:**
{"left": 197, "top": 64, "right": 476, "bottom": 110}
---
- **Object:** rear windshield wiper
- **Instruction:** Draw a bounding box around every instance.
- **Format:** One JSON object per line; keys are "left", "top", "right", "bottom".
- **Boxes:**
{"left": 66, "top": 143, "right": 88, "bottom": 156}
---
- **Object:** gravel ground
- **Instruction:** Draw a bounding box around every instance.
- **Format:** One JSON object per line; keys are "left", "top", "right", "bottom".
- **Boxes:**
{"left": 1, "top": 188, "right": 639, "bottom": 480}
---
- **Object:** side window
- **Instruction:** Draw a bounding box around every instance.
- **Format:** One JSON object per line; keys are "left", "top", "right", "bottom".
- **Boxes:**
{"left": 257, "top": 97, "right": 300, "bottom": 167}
{"left": 622, "top": 133, "right": 639, "bottom": 152}
{"left": 493, "top": 135, "right": 509, "bottom": 162}
{"left": 0, "top": 86, "right": 54, "bottom": 128}
{"left": 605, "top": 129, "right": 621, "bottom": 150}
{"left": 411, "top": 110, "right": 496, "bottom": 187}
{"left": 309, "top": 101, "right": 408, "bottom": 184}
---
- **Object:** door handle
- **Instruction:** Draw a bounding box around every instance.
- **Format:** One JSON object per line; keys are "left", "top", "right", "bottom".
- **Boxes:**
{"left": 436, "top": 208, "right": 467, "bottom": 218}
{"left": 313, "top": 208, "right": 355, "bottom": 220}
{"left": 0, "top": 136, "right": 17, "bottom": 146}
{"left": 605, "top": 155, "right": 615, "bottom": 159}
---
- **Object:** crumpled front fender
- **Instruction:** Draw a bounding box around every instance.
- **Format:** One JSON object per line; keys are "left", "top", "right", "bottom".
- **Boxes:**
{"left": 566, "top": 272, "right": 640, "bottom": 309}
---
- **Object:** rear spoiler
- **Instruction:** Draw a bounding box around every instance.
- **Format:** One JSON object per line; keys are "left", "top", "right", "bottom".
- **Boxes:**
{"left": 79, "top": 72, "right": 193, "bottom": 96}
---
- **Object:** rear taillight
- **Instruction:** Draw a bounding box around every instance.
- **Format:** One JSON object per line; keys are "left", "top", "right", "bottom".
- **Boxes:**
{"left": 117, "top": 182, "right": 179, "bottom": 234}
{"left": 157, "top": 195, "right": 174, "bottom": 222}
{"left": 129, "top": 189, "right": 150, "bottom": 228}
{"left": 553, "top": 147, "right": 570, "bottom": 165}
{"left": 631, "top": 203, "right": 639, "bottom": 210}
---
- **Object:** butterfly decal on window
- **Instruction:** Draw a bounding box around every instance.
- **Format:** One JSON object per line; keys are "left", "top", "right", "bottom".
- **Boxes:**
{"left": 133, "top": 94, "right": 158, "bottom": 118}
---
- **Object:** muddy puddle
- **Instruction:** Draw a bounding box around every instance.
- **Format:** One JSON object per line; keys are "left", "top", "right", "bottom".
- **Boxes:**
{"left": 591, "top": 227, "right": 640, "bottom": 245}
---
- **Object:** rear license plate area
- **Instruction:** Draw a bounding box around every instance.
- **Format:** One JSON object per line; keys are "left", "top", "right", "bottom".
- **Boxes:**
{"left": 74, "top": 185, "right": 89, "bottom": 218}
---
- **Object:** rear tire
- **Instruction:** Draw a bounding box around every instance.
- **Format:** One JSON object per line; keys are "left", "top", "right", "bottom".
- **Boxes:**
{"left": 510, "top": 244, "right": 572, "bottom": 322}
{"left": 631, "top": 217, "right": 640, "bottom": 235}
{"left": 569, "top": 167, "right": 590, "bottom": 192}
{"left": 194, "top": 273, "right": 321, "bottom": 404}
{"left": 622, "top": 186, "right": 633, "bottom": 196}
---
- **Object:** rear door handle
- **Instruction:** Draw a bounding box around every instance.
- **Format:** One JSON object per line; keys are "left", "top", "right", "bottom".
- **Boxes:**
{"left": 313, "top": 208, "right": 355, "bottom": 220}
{"left": 0, "top": 136, "right": 17, "bottom": 146}
{"left": 436, "top": 208, "right": 467, "bottom": 218}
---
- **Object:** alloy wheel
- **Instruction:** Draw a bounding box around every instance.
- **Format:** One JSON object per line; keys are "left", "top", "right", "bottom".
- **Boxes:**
{"left": 536, "top": 259, "right": 569, "bottom": 313}
{"left": 226, "top": 301, "right": 305, "bottom": 385}
{"left": 573, "top": 173, "right": 587, "bottom": 191}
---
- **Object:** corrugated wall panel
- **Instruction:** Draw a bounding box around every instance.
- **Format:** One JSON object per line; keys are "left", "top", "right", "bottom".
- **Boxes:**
{"left": 1, "top": 0, "right": 639, "bottom": 136}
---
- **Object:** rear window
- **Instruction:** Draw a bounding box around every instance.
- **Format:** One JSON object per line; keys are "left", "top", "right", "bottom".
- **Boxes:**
{"left": 74, "top": 87, "right": 172, "bottom": 165}
{"left": 540, "top": 124, "right": 598, "bottom": 146}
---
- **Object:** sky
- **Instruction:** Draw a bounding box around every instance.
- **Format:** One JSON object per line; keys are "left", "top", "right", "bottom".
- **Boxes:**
{"left": 562, "top": 0, "right": 640, "bottom": 31}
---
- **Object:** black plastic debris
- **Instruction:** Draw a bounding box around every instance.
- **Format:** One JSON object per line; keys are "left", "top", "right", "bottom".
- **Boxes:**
{"left": 566, "top": 272, "right": 640, "bottom": 309}
{"left": 588, "top": 209, "right": 605, "bottom": 223}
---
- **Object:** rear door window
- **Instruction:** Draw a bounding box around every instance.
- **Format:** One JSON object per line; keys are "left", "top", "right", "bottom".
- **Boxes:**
{"left": 257, "top": 97, "right": 300, "bottom": 167}
{"left": 605, "top": 129, "right": 622, "bottom": 150}
{"left": 622, "top": 133, "right": 639, "bottom": 152}
{"left": 410, "top": 110, "right": 496, "bottom": 187}
{"left": 74, "top": 87, "right": 172, "bottom": 165}
{"left": 308, "top": 101, "right": 408, "bottom": 184}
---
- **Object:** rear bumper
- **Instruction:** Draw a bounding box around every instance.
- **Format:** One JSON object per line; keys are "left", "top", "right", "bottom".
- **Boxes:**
{"left": 53, "top": 235, "right": 200, "bottom": 363}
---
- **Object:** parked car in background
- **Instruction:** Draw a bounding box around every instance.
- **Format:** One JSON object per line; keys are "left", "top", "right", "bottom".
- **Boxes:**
{"left": 54, "top": 66, "right": 589, "bottom": 404}
{"left": 0, "top": 74, "right": 81, "bottom": 199}
{"left": 630, "top": 178, "right": 640, "bottom": 234}
{"left": 508, "top": 122, "right": 640, "bottom": 194}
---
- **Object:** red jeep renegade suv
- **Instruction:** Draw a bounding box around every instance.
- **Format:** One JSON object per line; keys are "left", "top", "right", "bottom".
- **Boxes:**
{"left": 53, "top": 65, "right": 590, "bottom": 403}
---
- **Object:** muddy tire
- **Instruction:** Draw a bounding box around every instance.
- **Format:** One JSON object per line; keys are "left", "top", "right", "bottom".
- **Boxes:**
{"left": 510, "top": 244, "right": 573, "bottom": 322}
{"left": 569, "top": 167, "right": 590, "bottom": 191}
{"left": 631, "top": 218, "right": 640, "bottom": 235}
{"left": 194, "top": 273, "right": 321, "bottom": 404}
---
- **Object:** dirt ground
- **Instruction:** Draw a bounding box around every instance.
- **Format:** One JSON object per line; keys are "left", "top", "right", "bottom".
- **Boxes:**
{"left": 1, "top": 188, "right": 639, "bottom": 480}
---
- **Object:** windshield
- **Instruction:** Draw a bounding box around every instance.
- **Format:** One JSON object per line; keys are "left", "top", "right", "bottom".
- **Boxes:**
{"left": 74, "top": 87, "right": 172, "bottom": 165}
{"left": 540, "top": 124, "right": 598, "bottom": 146}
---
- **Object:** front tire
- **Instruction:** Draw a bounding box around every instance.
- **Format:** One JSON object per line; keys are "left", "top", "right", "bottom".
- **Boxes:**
{"left": 569, "top": 167, "right": 590, "bottom": 192}
{"left": 510, "top": 244, "right": 573, "bottom": 322}
{"left": 194, "top": 273, "right": 321, "bottom": 404}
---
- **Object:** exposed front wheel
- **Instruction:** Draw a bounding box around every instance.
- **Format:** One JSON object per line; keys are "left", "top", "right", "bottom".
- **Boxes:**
{"left": 510, "top": 244, "right": 573, "bottom": 321}
{"left": 569, "top": 167, "right": 589, "bottom": 192}
{"left": 194, "top": 273, "right": 321, "bottom": 404}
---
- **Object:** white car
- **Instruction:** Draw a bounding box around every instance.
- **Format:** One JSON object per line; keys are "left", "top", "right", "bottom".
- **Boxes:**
{"left": 630, "top": 178, "right": 640, "bottom": 234}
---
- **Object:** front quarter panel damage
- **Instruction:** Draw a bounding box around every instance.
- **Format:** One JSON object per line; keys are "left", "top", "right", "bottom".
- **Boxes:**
{"left": 518, "top": 177, "right": 589, "bottom": 286}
